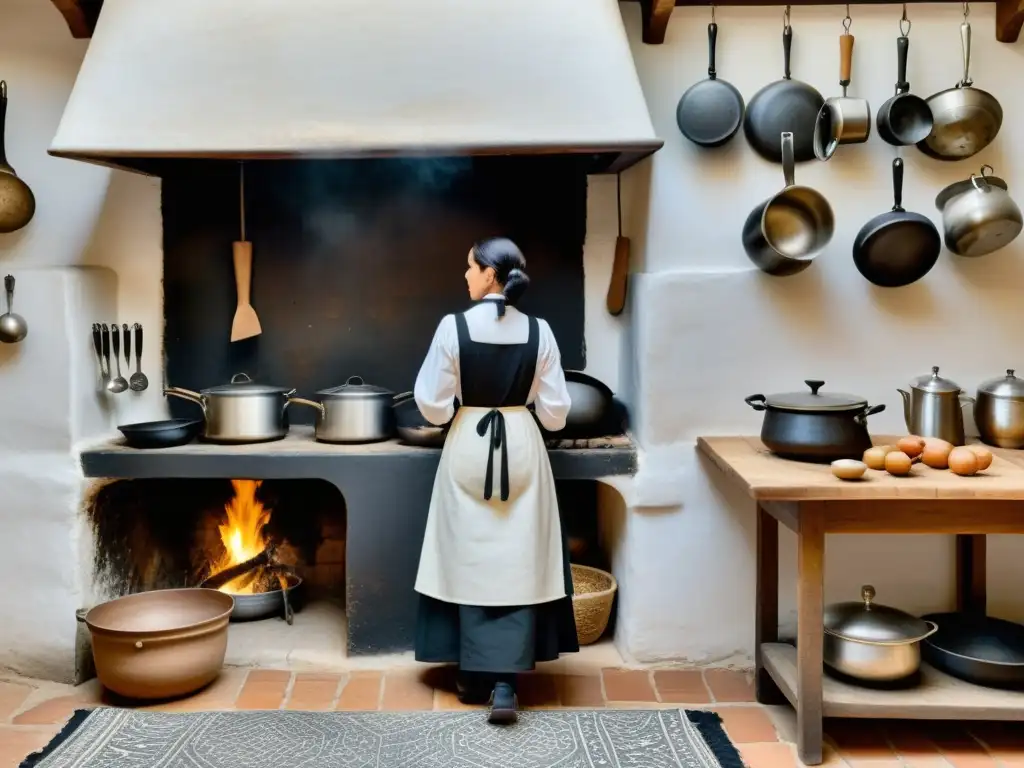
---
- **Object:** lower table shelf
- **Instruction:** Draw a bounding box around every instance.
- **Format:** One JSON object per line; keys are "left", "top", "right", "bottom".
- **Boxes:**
{"left": 762, "top": 643, "right": 1024, "bottom": 720}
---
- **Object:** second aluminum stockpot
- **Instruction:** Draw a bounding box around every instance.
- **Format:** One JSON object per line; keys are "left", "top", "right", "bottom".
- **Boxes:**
{"left": 164, "top": 373, "right": 296, "bottom": 444}
{"left": 290, "top": 376, "right": 399, "bottom": 444}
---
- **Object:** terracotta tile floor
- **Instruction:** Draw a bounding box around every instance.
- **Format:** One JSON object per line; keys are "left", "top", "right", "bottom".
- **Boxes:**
{"left": 2, "top": 668, "right": 1022, "bottom": 768}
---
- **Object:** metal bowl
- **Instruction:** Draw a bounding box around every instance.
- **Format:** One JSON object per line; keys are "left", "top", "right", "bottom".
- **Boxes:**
{"left": 228, "top": 573, "right": 303, "bottom": 622}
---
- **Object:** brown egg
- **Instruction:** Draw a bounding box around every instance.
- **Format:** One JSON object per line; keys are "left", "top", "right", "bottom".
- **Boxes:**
{"left": 948, "top": 446, "right": 979, "bottom": 476}
{"left": 897, "top": 436, "right": 926, "bottom": 458}
{"left": 885, "top": 451, "right": 913, "bottom": 476}
{"left": 863, "top": 447, "right": 889, "bottom": 470}
{"left": 967, "top": 445, "right": 994, "bottom": 471}
{"left": 921, "top": 439, "right": 954, "bottom": 469}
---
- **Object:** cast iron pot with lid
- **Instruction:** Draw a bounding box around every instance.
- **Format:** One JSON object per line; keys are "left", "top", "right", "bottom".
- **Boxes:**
{"left": 825, "top": 585, "right": 938, "bottom": 682}
{"left": 744, "top": 379, "right": 884, "bottom": 463}
{"left": 289, "top": 376, "right": 398, "bottom": 444}
{"left": 975, "top": 369, "right": 1024, "bottom": 449}
{"left": 164, "top": 373, "right": 297, "bottom": 444}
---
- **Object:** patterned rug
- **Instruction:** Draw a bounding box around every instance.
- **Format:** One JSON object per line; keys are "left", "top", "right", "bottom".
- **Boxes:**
{"left": 21, "top": 707, "right": 744, "bottom": 768}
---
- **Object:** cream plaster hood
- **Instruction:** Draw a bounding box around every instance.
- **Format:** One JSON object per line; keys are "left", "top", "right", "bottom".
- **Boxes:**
{"left": 49, "top": 0, "right": 662, "bottom": 174}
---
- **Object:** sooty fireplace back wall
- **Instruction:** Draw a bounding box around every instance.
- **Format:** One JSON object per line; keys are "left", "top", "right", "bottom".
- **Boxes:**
{"left": 162, "top": 156, "right": 588, "bottom": 415}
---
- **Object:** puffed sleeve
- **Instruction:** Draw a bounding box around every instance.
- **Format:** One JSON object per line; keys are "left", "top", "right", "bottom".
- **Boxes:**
{"left": 414, "top": 315, "right": 459, "bottom": 426}
{"left": 533, "top": 320, "right": 572, "bottom": 432}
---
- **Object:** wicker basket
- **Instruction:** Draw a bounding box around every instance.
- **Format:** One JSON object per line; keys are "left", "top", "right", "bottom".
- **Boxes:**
{"left": 571, "top": 564, "right": 617, "bottom": 645}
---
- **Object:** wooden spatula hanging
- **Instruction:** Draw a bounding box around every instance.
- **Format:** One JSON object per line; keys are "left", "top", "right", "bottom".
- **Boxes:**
{"left": 231, "top": 162, "right": 262, "bottom": 342}
{"left": 605, "top": 172, "right": 631, "bottom": 316}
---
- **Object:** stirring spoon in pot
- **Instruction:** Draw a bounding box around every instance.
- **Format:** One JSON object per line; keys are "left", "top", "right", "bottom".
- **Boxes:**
{"left": 129, "top": 323, "right": 148, "bottom": 392}
{"left": 107, "top": 324, "right": 128, "bottom": 393}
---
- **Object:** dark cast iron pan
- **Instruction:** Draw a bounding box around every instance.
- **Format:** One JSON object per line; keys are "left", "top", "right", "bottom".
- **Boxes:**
{"left": 921, "top": 612, "right": 1024, "bottom": 689}
{"left": 743, "top": 10, "right": 824, "bottom": 164}
{"left": 119, "top": 418, "right": 203, "bottom": 449}
{"left": 852, "top": 158, "right": 941, "bottom": 288}
{"left": 676, "top": 20, "right": 745, "bottom": 148}
{"left": 875, "top": 33, "right": 933, "bottom": 147}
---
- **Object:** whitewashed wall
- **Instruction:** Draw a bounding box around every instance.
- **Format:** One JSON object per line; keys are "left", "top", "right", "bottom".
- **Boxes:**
{"left": 606, "top": 2, "right": 1024, "bottom": 664}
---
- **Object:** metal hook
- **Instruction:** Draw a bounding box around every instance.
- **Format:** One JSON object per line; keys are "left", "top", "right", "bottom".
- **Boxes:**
{"left": 963, "top": 1, "right": 970, "bottom": 18}
{"left": 710, "top": 2, "right": 715, "bottom": 22}
{"left": 783, "top": 5, "right": 791, "bottom": 27}
{"left": 900, "top": 4, "right": 911, "bottom": 36}
{"left": 843, "top": 5, "right": 852, "bottom": 32}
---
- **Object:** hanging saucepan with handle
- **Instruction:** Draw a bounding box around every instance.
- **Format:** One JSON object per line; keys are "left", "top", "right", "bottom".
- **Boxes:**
{"left": 852, "top": 158, "right": 941, "bottom": 288}
{"left": 935, "top": 165, "right": 1022, "bottom": 258}
{"left": 675, "top": 10, "right": 745, "bottom": 148}
{"left": 744, "top": 379, "right": 884, "bottom": 463}
{"left": 0, "top": 81, "right": 36, "bottom": 234}
{"left": 917, "top": 12, "right": 1002, "bottom": 161}
{"left": 743, "top": 7, "right": 824, "bottom": 163}
{"left": 875, "top": 14, "right": 933, "bottom": 147}
{"left": 742, "top": 132, "right": 834, "bottom": 277}
{"left": 813, "top": 14, "right": 871, "bottom": 161}
{"left": 164, "top": 373, "right": 297, "bottom": 444}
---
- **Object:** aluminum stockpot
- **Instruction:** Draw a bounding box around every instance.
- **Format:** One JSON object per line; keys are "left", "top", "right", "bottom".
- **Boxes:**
{"left": 164, "top": 373, "right": 296, "bottom": 444}
{"left": 935, "top": 166, "right": 1023, "bottom": 258}
{"left": 824, "top": 585, "right": 938, "bottom": 683}
{"left": 85, "top": 588, "right": 234, "bottom": 700}
{"left": 975, "top": 369, "right": 1024, "bottom": 449}
{"left": 290, "top": 376, "right": 397, "bottom": 444}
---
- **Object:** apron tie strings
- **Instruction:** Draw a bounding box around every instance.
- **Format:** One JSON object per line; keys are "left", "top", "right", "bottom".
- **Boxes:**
{"left": 482, "top": 296, "right": 507, "bottom": 318}
{"left": 476, "top": 408, "right": 509, "bottom": 501}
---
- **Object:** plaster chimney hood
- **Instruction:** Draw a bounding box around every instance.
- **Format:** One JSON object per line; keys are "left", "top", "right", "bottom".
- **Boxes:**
{"left": 49, "top": 0, "right": 662, "bottom": 175}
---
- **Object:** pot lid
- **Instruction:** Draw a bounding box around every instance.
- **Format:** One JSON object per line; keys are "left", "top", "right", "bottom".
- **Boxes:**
{"left": 978, "top": 369, "right": 1024, "bottom": 400}
{"left": 201, "top": 373, "right": 292, "bottom": 396}
{"left": 318, "top": 375, "right": 394, "bottom": 398}
{"left": 765, "top": 380, "right": 867, "bottom": 412}
{"left": 824, "top": 585, "right": 932, "bottom": 643}
{"left": 910, "top": 366, "right": 961, "bottom": 394}
{"left": 935, "top": 166, "right": 1010, "bottom": 211}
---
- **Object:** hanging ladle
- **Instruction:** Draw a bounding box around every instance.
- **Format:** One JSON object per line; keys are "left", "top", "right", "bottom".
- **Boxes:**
{"left": 0, "top": 274, "right": 27, "bottom": 343}
{"left": 0, "top": 82, "right": 36, "bottom": 234}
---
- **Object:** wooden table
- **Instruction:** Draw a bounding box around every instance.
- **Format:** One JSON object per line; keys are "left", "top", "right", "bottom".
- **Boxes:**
{"left": 698, "top": 436, "right": 1024, "bottom": 766}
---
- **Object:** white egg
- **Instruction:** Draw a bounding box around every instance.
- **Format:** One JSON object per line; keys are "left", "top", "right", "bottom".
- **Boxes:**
{"left": 831, "top": 459, "right": 868, "bottom": 480}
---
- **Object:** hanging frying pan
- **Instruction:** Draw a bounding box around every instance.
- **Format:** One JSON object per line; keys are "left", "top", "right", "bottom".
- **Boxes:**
{"left": 743, "top": 7, "right": 824, "bottom": 164}
{"left": 876, "top": 15, "right": 933, "bottom": 147}
{"left": 676, "top": 13, "right": 745, "bottom": 148}
{"left": 917, "top": 14, "right": 1002, "bottom": 161}
{"left": 852, "top": 158, "right": 940, "bottom": 288}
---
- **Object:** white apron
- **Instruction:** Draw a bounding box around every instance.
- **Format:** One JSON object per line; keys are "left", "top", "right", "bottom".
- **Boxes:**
{"left": 414, "top": 406, "right": 565, "bottom": 607}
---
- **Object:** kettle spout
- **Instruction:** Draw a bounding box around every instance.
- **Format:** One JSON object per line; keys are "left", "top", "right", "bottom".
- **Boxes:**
{"left": 897, "top": 389, "right": 911, "bottom": 432}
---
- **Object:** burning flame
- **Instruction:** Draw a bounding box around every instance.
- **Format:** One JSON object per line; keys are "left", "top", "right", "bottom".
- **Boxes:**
{"left": 209, "top": 479, "right": 271, "bottom": 594}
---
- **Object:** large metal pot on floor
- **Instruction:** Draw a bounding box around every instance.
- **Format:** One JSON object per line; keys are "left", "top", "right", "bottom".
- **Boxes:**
{"left": 289, "top": 376, "right": 398, "bottom": 444}
{"left": 825, "top": 585, "right": 938, "bottom": 683}
{"left": 744, "top": 379, "right": 884, "bottom": 463}
{"left": 85, "top": 588, "right": 234, "bottom": 700}
{"left": 164, "top": 373, "right": 297, "bottom": 443}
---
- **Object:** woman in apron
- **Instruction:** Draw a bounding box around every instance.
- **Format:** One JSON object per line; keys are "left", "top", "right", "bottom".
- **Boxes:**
{"left": 413, "top": 236, "right": 578, "bottom": 724}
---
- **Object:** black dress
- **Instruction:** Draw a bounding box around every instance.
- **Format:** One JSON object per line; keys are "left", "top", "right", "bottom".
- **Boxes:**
{"left": 414, "top": 306, "right": 579, "bottom": 674}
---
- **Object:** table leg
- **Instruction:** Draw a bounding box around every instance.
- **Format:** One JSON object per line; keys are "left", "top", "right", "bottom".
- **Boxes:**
{"left": 796, "top": 506, "right": 825, "bottom": 766}
{"left": 755, "top": 503, "right": 784, "bottom": 704}
{"left": 956, "top": 534, "right": 987, "bottom": 616}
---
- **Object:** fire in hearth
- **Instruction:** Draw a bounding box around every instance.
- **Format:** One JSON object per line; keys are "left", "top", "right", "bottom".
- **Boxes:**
{"left": 208, "top": 479, "right": 272, "bottom": 594}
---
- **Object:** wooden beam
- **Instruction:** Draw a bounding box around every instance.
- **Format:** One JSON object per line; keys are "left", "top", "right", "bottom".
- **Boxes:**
{"left": 639, "top": 0, "right": 676, "bottom": 44}
{"left": 997, "top": 0, "right": 1024, "bottom": 41}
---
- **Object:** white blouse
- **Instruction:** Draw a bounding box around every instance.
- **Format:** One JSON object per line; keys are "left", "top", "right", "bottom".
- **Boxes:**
{"left": 413, "top": 294, "right": 572, "bottom": 432}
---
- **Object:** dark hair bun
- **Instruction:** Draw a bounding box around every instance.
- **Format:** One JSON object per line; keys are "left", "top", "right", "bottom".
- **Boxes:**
{"left": 502, "top": 268, "right": 530, "bottom": 305}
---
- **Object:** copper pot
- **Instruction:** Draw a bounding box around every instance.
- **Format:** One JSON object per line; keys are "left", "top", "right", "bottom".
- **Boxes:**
{"left": 85, "top": 588, "right": 234, "bottom": 700}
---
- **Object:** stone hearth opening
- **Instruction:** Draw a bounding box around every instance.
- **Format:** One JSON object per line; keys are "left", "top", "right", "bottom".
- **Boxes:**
{"left": 85, "top": 477, "right": 346, "bottom": 670}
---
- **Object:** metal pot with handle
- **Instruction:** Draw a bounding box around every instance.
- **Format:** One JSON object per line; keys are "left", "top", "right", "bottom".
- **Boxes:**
{"left": 975, "top": 369, "right": 1024, "bottom": 449}
{"left": 935, "top": 166, "right": 1023, "bottom": 259}
{"left": 289, "top": 376, "right": 397, "bottom": 444}
{"left": 812, "top": 17, "right": 871, "bottom": 161}
{"left": 897, "top": 366, "right": 973, "bottom": 446}
{"left": 164, "top": 373, "right": 296, "bottom": 444}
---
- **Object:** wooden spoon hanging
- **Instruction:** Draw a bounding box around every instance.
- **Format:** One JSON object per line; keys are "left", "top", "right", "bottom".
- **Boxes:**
{"left": 230, "top": 163, "right": 262, "bottom": 342}
{"left": 605, "top": 173, "right": 631, "bottom": 316}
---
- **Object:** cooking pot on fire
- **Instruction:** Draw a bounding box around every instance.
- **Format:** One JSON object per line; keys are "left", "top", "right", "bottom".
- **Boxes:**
{"left": 164, "top": 373, "right": 296, "bottom": 444}
{"left": 744, "top": 379, "right": 884, "bottom": 463}
{"left": 289, "top": 376, "right": 397, "bottom": 444}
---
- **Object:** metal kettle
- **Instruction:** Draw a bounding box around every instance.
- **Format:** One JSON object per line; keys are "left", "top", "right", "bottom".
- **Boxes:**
{"left": 897, "top": 366, "right": 974, "bottom": 446}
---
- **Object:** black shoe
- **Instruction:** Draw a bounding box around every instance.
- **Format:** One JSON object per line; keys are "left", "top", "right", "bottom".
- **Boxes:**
{"left": 456, "top": 672, "right": 490, "bottom": 705}
{"left": 487, "top": 682, "right": 518, "bottom": 725}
